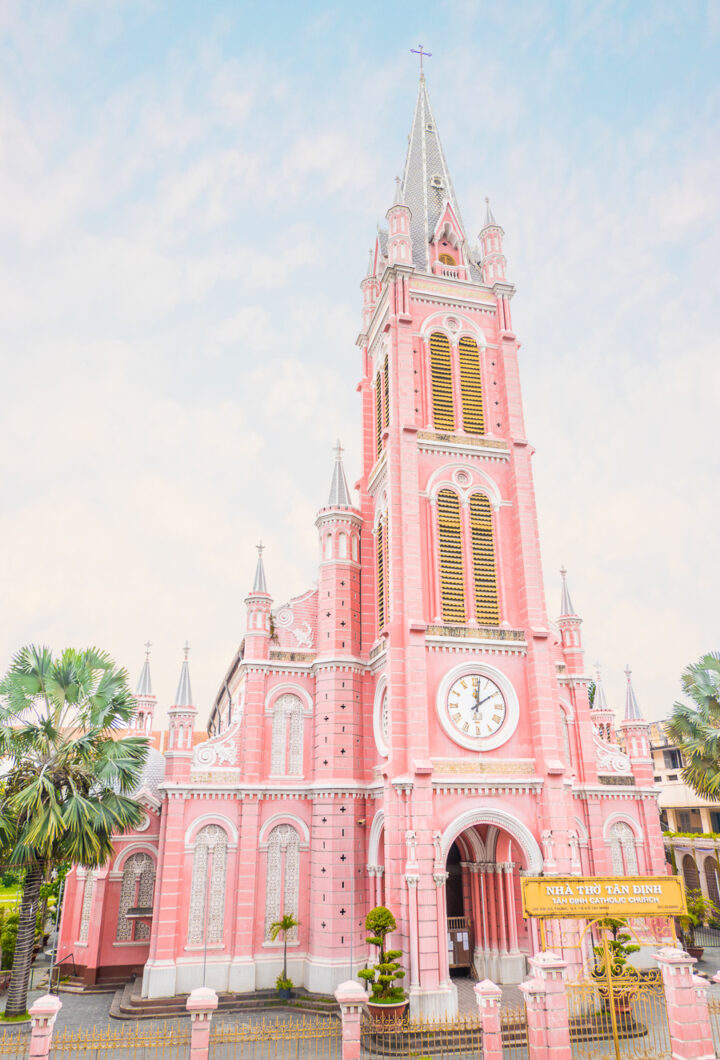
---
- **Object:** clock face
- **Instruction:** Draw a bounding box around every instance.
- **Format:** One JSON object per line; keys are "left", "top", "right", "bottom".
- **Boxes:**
{"left": 446, "top": 673, "right": 506, "bottom": 739}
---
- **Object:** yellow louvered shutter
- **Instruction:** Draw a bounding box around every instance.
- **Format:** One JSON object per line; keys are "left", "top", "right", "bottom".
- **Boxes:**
{"left": 437, "top": 489, "right": 466, "bottom": 623}
{"left": 470, "top": 493, "right": 499, "bottom": 625}
{"left": 377, "top": 521, "right": 386, "bottom": 629}
{"left": 430, "top": 332, "right": 455, "bottom": 430}
{"left": 383, "top": 358, "right": 390, "bottom": 430}
{"left": 458, "top": 336, "right": 485, "bottom": 435}
{"left": 374, "top": 375, "right": 382, "bottom": 458}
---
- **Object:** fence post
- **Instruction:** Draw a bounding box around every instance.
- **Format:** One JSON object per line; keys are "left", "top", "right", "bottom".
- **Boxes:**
{"left": 655, "top": 946, "right": 714, "bottom": 1060}
{"left": 334, "top": 980, "right": 367, "bottom": 1060}
{"left": 28, "top": 994, "right": 62, "bottom": 1059}
{"left": 474, "top": 979, "right": 503, "bottom": 1060}
{"left": 186, "top": 986, "right": 219, "bottom": 1060}
{"left": 519, "top": 950, "right": 572, "bottom": 1060}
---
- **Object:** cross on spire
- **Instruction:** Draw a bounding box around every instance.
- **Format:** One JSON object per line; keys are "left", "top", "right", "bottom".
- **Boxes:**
{"left": 410, "top": 44, "right": 432, "bottom": 72}
{"left": 334, "top": 439, "right": 344, "bottom": 460}
{"left": 183, "top": 640, "right": 190, "bottom": 661}
{"left": 256, "top": 541, "right": 265, "bottom": 557}
{"left": 144, "top": 640, "right": 152, "bottom": 659}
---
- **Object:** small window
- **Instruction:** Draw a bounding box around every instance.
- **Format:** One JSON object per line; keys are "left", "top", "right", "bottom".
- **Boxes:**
{"left": 439, "top": 253, "right": 456, "bottom": 266}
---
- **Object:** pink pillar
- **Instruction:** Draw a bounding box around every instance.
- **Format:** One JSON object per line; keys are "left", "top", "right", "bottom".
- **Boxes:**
{"left": 29, "top": 995, "right": 62, "bottom": 1059}
{"left": 486, "top": 868, "right": 498, "bottom": 952}
{"left": 479, "top": 868, "right": 490, "bottom": 956}
{"left": 474, "top": 980, "right": 503, "bottom": 1060}
{"left": 434, "top": 871, "right": 450, "bottom": 985}
{"left": 376, "top": 866, "right": 384, "bottom": 906}
{"left": 406, "top": 874, "right": 420, "bottom": 988}
{"left": 655, "top": 949, "right": 713, "bottom": 1060}
{"left": 519, "top": 951, "right": 572, "bottom": 1060}
{"left": 186, "top": 987, "right": 218, "bottom": 1060}
{"left": 504, "top": 865, "right": 519, "bottom": 952}
{"left": 470, "top": 866, "right": 483, "bottom": 948}
{"left": 496, "top": 865, "right": 508, "bottom": 953}
{"left": 335, "top": 980, "right": 367, "bottom": 1060}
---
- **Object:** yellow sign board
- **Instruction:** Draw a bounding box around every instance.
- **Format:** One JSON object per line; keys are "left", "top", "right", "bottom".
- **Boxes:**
{"left": 521, "top": 875, "right": 687, "bottom": 919}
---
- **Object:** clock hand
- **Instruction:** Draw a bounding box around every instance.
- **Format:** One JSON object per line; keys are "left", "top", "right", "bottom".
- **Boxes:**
{"left": 476, "top": 692, "right": 498, "bottom": 709}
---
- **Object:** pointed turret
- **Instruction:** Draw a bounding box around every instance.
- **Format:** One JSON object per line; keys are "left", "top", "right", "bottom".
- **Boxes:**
{"left": 245, "top": 544, "right": 272, "bottom": 661}
{"left": 327, "top": 440, "right": 353, "bottom": 508}
{"left": 132, "top": 641, "right": 156, "bottom": 735}
{"left": 316, "top": 442, "right": 363, "bottom": 657}
{"left": 483, "top": 197, "right": 497, "bottom": 228}
{"left": 620, "top": 666, "right": 652, "bottom": 783}
{"left": 166, "top": 642, "right": 197, "bottom": 779}
{"left": 400, "top": 72, "right": 473, "bottom": 275}
{"left": 385, "top": 176, "right": 413, "bottom": 268}
{"left": 557, "top": 567, "right": 584, "bottom": 674}
{"left": 591, "top": 663, "right": 616, "bottom": 743}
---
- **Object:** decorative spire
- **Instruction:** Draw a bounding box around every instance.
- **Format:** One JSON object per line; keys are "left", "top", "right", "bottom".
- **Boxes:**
{"left": 174, "top": 641, "right": 193, "bottom": 707}
{"left": 559, "top": 566, "right": 576, "bottom": 617}
{"left": 592, "top": 661, "right": 609, "bottom": 711}
{"left": 400, "top": 71, "right": 467, "bottom": 272}
{"left": 327, "top": 440, "right": 352, "bottom": 507}
{"left": 624, "top": 665, "right": 644, "bottom": 722}
{"left": 365, "top": 248, "right": 374, "bottom": 278}
{"left": 252, "top": 542, "right": 268, "bottom": 594}
{"left": 136, "top": 640, "right": 153, "bottom": 697}
{"left": 482, "top": 196, "right": 497, "bottom": 228}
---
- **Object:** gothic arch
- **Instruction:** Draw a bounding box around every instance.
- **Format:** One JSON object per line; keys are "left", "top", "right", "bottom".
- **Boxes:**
{"left": 112, "top": 842, "right": 158, "bottom": 875}
{"left": 602, "top": 813, "right": 643, "bottom": 841}
{"left": 367, "top": 809, "right": 385, "bottom": 867}
{"left": 425, "top": 464, "right": 503, "bottom": 509}
{"left": 263, "top": 823, "right": 301, "bottom": 943}
{"left": 187, "top": 823, "right": 229, "bottom": 947}
{"left": 184, "top": 814, "right": 238, "bottom": 848}
{"left": 440, "top": 808, "right": 543, "bottom": 874}
{"left": 420, "top": 312, "right": 487, "bottom": 349}
{"left": 264, "top": 683, "right": 313, "bottom": 714}
{"left": 259, "top": 813, "right": 310, "bottom": 849}
{"left": 116, "top": 852, "right": 155, "bottom": 942}
{"left": 373, "top": 677, "right": 389, "bottom": 758}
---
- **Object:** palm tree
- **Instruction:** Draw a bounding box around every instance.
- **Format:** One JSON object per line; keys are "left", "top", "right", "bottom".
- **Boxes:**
{"left": 269, "top": 913, "right": 300, "bottom": 983}
{"left": 666, "top": 652, "right": 720, "bottom": 800}
{"left": 0, "top": 646, "right": 149, "bottom": 1017}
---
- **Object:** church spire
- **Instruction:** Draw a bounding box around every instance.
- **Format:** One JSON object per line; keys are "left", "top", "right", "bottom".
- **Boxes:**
{"left": 136, "top": 640, "right": 153, "bottom": 697}
{"left": 624, "top": 665, "right": 644, "bottom": 722}
{"left": 559, "top": 566, "right": 576, "bottom": 617}
{"left": 252, "top": 542, "right": 268, "bottom": 594}
{"left": 482, "top": 196, "right": 497, "bottom": 229}
{"left": 401, "top": 71, "right": 466, "bottom": 272}
{"left": 327, "top": 440, "right": 352, "bottom": 508}
{"left": 174, "top": 641, "right": 193, "bottom": 707}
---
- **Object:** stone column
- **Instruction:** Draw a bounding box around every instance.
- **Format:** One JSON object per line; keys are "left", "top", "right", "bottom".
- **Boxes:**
{"left": 474, "top": 980, "right": 503, "bottom": 1060}
{"left": 335, "top": 980, "right": 368, "bottom": 1060}
{"left": 406, "top": 873, "right": 420, "bottom": 988}
{"left": 656, "top": 948, "right": 714, "bottom": 1060}
{"left": 434, "top": 871, "right": 450, "bottom": 986}
{"left": 486, "top": 865, "right": 498, "bottom": 954}
{"left": 187, "top": 987, "right": 218, "bottom": 1060}
{"left": 29, "top": 995, "right": 62, "bottom": 1059}
{"left": 496, "top": 864, "right": 508, "bottom": 954}
{"left": 504, "top": 864, "right": 519, "bottom": 952}
{"left": 376, "top": 866, "right": 384, "bottom": 907}
{"left": 519, "top": 951, "right": 572, "bottom": 1060}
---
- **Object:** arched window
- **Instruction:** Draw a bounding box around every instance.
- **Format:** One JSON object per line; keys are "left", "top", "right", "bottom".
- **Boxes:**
{"left": 324, "top": 534, "right": 333, "bottom": 559}
{"left": 351, "top": 534, "right": 359, "bottom": 562}
{"left": 608, "top": 822, "right": 638, "bottom": 875}
{"left": 374, "top": 374, "right": 382, "bottom": 458}
{"left": 682, "top": 853, "right": 700, "bottom": 893}
{"left": 264, "top": 824, "right": 301, "bottom": 942}
{"left": 187, "top": 824, "right": 228, "bottom": 947}
{"left": 78, "top": 870, "right": 95, "bottom": 943}
{"left": 705, "top": 857, "right": 720, "bottom": 907}
{"left": 376, "top": 518, "right": 387, "bottom": 630}
{"left": 458, "top": 337, "right": 485, "bottom": 435}
{"left": 116, "top": 853, "right": 155, "bottom": 942}
{"left": 560, "top": 709, "right": 572, "bottom": 770}
{"left": 469, "top": 494, "right": 499, "bottom": 625}
{"left": 437, "top": 489, "right": 465, "bottom": 623}
{"left": 338, "top": 532, "right": 348, "bottom": 559}
{"left": 383, "top": 358, "right": 390, "bottom": 432}
{"left": 270, "top": 694, "right": 304, "bottom": 776}
{"left": 429, "top": 332, "right": 454, "bottom": 430}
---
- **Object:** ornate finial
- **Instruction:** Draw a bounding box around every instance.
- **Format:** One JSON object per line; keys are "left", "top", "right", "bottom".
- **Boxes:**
{"left": 560, "top": 565, "right": 567, "bottom": 579}
{"left": 410, "top": 43, "right": 432, "bottom": 73}
{"left": 183, "top": 641, "right": 190, "bottom": 661}
{"left": 144, "top": 640, "right": 152, "bottom": 659}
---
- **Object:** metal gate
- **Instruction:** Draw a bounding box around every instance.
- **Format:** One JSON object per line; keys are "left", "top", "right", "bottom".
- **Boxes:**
{"left": 566, "top": 921, "right": 670, "bottom": 1060}
{"left": 360, "top": 1005, "right": 528, "bottom": 1060}
{"left": 209, "top": 1014, "right": 341, "bottom": 1060}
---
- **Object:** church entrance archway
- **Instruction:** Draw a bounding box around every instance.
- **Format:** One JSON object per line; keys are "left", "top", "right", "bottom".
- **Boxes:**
{"left": 439, "top": 811, "right": 542, "bottom": 985}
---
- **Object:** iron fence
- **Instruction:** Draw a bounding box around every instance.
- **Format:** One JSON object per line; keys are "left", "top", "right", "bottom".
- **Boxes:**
{"left": 209, "top": 1013, "right": 341, "bottom": 1060}
{"left": 50, "top": 1020, "right": 191, "bottom": 1058}
{"left": 0, "top": 1028, "right": 29, "bottom": 1060}
{"left": 566, "top": 977, "right": 670, "bottom": 1060}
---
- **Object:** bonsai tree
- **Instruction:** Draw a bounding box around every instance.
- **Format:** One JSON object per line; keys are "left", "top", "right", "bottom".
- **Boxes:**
{"left": 269, "top": 912, "right": 299, "bottom": 989}
{"left": 678, "top": 889, "right": 718, "bottom": 949}
{"left": 358, "top": 906, "right": 406, "bottom": 1004}
{"left": 592, "top": 918, "right": 640, "bottom": 978}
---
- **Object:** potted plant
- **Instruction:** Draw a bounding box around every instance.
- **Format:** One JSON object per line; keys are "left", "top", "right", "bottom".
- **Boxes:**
{"left": 678, "top": 889, "right": 718, "bottom": 959}
{"left": 269, "top": 912, "right": 299, "bottom": 999}
{"left": 592, "top": 918, "right": 640, "bottom": 1015}
{"left": 358, "top": 906, "right": 407, "bottom": 1021}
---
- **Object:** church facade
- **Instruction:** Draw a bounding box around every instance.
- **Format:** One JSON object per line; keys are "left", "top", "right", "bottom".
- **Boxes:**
{"left": 57, "top": 72, "right": 665, "bottom": 1017}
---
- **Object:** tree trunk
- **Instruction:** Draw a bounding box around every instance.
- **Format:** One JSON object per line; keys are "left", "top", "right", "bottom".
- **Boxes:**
{"left": 283, "top": 935, "right": 287, "bottom": 980}
{"left": 5, "top": 863, "right": 43, "bottom": 1018}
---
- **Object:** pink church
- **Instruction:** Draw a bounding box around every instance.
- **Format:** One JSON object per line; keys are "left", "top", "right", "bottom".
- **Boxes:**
{"left": 58, "top": 71, "right": 665, "bottom": 1017}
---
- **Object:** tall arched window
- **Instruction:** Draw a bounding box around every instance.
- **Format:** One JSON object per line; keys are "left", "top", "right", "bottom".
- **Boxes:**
{"left": 116, "top": 853, "right": 155, "bottom": 942}
{"left": 383, "top": 358, "right": 390, "bottom": 432}
{"left": 608, "top": 822, "right": 638, "bottom": 875}
{"left": 682, "top": 853, "right": 700, "bottom": 893}
{"left": 264, "top": 824, "right": 301, "bottom": 942}
{"left": 376, "top": 518, "right": 387, "bottom": 630}
{"left": 187, "top": 824, "right": 228, "bottom": 946}
{"left": 705, "top": 857, "right": 720, "bottom": 907}
{"left": 429, "top": 332, "right": 454, "bottom": 430}
{"left": 78, "top": 870, "right": 95, "bottom": 943}
{"left": 437, "top": 489, "right": 465, "bottom": 623}
{"left": 469, "top": 493, "right": 499, "bottom": 625}
{"left": 458, "top": 336, "right": 485, "bottom": 434}
{"left": 270, "top": 694, "right": 304, "bottom": 776}
{"left": 374, "top": 374, "right": 382, "bottom": 458}
{"left": 560, "top": 709, "right": 572, "bottom": 770}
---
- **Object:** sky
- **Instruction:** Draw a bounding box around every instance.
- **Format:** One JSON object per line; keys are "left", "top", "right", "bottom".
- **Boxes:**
{"left": 0, "top": 0, "right": 718, "bottom": 725}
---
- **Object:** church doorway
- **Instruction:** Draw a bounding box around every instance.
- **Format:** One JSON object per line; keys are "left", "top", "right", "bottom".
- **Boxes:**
{"left": 444, "top": 824, "right": 532, "bottom": 985}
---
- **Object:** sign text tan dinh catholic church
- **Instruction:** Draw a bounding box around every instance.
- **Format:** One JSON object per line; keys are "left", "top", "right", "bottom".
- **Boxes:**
{"left": 521, "top": 876, "right": 687, "bottom": 919}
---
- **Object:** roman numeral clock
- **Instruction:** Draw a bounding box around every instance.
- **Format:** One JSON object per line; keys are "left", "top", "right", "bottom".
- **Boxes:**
{"left": 437, "top": 663, "right": 520, "bottom": 752}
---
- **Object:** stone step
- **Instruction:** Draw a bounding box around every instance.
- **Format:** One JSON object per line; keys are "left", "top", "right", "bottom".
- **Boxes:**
{"left": 110, "top": 978, "right": 339, "bottom": 1021}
